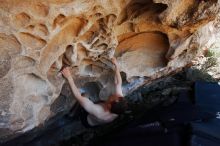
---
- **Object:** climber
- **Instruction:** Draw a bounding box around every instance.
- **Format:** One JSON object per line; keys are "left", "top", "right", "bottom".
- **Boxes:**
{"left": 61, "top": 57, "right": 127, "bottom": 127}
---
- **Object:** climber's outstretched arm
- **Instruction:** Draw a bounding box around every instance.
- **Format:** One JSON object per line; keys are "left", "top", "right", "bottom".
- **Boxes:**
{"left": 112, "top": 57, "right": 122, "bottom": 85}
{"left": 61, "top": 67, "right": 106, "bottom": 118}
{"left": 61, "top": 67, "right": 83, "bottom": 102}
{"left": 111, "top": 57, "right": 123, "bottom": 96}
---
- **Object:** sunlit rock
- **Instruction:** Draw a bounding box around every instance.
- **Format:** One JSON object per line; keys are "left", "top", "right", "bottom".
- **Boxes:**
{"left": 0, "top": 0, "right": 219, "bottom": 141}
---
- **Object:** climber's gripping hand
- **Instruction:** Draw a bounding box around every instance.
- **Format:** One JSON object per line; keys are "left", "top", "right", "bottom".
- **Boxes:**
{"left": 61, "top": 67, "right": 72, "bottom": 80}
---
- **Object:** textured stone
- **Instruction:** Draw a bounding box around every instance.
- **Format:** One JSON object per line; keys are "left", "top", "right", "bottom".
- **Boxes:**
{"left": 0, "top": 0, "right": 220, "bottom": 141}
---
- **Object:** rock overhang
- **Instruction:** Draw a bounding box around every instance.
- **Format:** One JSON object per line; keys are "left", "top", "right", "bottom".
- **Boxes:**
{"left": 0, "top": 0, "right": 219, "bottom": 141}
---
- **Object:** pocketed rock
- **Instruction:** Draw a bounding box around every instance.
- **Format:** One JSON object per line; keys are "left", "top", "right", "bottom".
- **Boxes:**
{"left": 0, "top": 0, "right": 220, "bottom": 141}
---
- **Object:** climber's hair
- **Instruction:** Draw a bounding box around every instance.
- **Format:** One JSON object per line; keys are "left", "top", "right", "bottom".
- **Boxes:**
{"left": 110, "top": 96, "right": 128, "bottom": 115}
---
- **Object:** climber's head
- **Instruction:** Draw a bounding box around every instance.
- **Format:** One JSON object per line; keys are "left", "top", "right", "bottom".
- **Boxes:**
{"left": 108, "top": 95, "right": 128, "bottom": 115}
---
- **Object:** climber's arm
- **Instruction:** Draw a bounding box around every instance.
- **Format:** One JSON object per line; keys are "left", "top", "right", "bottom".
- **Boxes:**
{"left": 112, "top": 57, "right": 122, "bottom": 86}
{"left": 61, "top": 67, "right": 83, "bottom": 102}
{"left": 68, "top": 79, "right": 105, "bottom": 117}
{"left": 112, "top": 57, "right": 123, "bottom": 96}
{"left": 61, "top": 67, "right": 105, "bottom": 117}
{"left": 66, "top": 77, "right": 85, "bottom": 104}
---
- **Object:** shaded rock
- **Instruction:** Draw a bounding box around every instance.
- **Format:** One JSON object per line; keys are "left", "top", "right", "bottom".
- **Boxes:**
{"left": 0, "top": 0, "right": 220, "bottom": 142}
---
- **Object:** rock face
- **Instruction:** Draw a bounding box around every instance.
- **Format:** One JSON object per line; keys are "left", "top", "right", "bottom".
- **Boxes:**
{"left": 0, "top": 0, "right": 219, "bottom": 141}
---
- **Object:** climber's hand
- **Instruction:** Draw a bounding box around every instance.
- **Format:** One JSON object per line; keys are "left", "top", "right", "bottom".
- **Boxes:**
{"left": 111, "top": 57, "right": 118, "bottom": 68}
{"left": 61, "top": 67, "right": 72, "bottom": 80}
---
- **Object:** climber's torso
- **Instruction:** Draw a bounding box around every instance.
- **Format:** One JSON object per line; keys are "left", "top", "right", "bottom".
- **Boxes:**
{"left": 86, "top": 103, "right": 118, "bottom": 126}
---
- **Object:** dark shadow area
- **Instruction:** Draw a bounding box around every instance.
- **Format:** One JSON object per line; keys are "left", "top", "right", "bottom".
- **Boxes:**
{"left": 1, "top": 68, "right": 220, "bottom": 146}
{"left": 117, "top": 0, "right": 168, "bottom": 25}
{"left": 81, "top": 81, "right": 102, "bottom": 102}
{"left": 87, "top": 81, "right": 220, "bottom": 146}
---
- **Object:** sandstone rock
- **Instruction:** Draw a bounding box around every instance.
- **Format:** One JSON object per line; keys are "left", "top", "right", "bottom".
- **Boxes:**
{"left": 116, "top": 32, "right": 169, "bottom": 78}
{"left": 0, "top": 0, "right": 219, "bottom": 141}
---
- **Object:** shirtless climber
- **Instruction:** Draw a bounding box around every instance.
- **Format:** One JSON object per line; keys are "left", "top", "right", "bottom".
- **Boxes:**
{"left": 61, "top": 57, "right": 127, "bottom": 127}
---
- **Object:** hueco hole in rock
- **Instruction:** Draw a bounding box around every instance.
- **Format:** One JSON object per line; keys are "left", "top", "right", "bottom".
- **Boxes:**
{"left": 0, "top": 0, "right": 220, "bottom": 145}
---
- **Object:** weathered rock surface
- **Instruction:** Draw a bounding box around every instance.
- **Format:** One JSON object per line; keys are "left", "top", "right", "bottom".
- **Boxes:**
{"left": 0, "top": 0, "right": 220, "bottom": 141}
